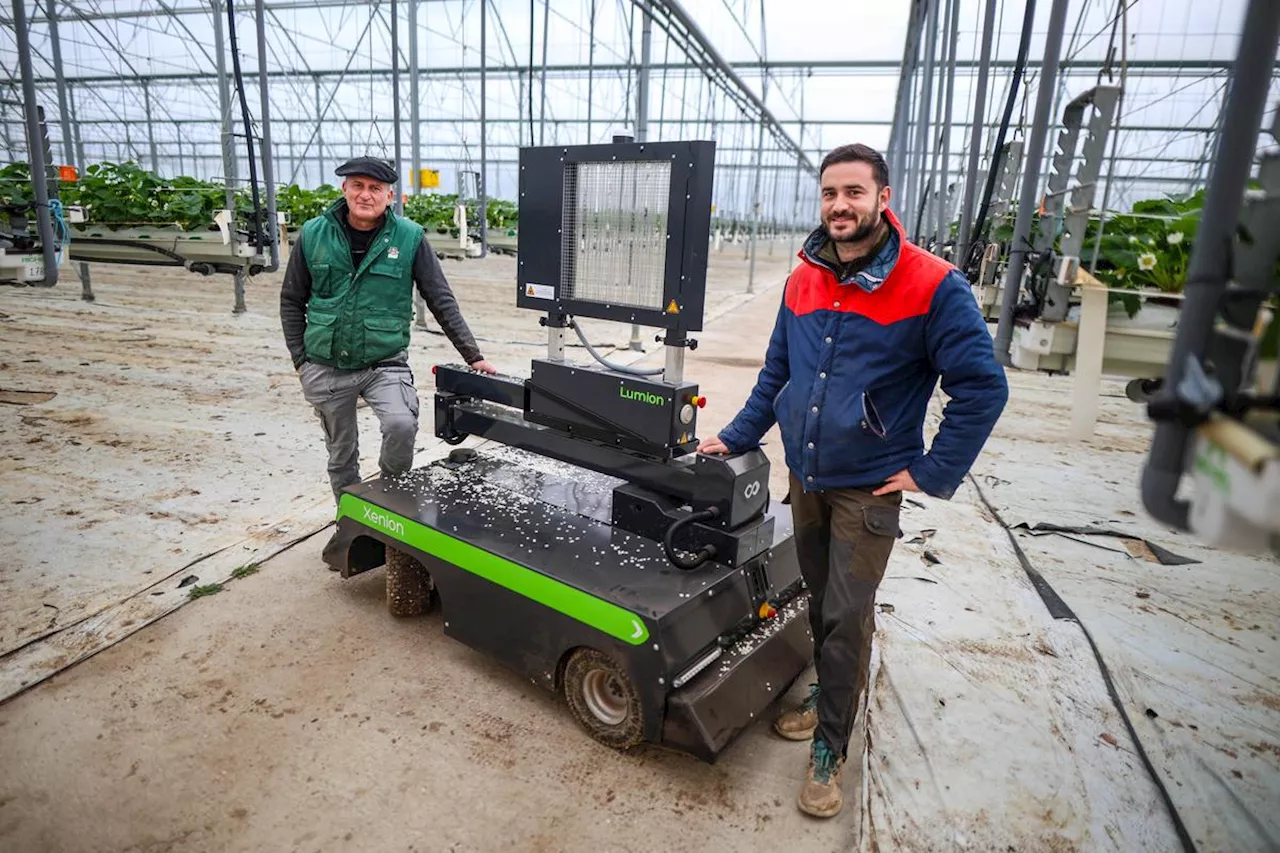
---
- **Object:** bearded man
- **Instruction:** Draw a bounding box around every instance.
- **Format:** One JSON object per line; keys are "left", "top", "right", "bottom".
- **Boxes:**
{"left": 699, "top": 143, "right": 1008, "bottom": 818}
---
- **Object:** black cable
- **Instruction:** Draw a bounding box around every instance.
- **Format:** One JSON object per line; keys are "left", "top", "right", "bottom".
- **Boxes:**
{"left": 913, "top": 177, "right": 933, "bottom": 248}
{"left": 663, "top": 507, "right": 719, "bottom": 571}
{"left": 965, "top": 0, "right": 1038, "bottom": 276}
{"left": 0, "top": 525, "right": 322, "bottom": 709}
{"left": 967, "top": 474, "right": 1199, "bottom": 853}
{"left": 225, "top": 0, "right": 266, "bottom": 247}
{"left": 0, "top": 541, "right": 236, "bottom": 667}
{"left": 69, "top": 238, "right": 188, "bottom": 265}
{"left": 66, "top": 256, "right": 184, "bottom": 268}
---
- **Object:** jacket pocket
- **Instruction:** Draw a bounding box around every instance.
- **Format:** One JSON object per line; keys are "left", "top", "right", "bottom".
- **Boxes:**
{"left": 772, "top": 380, "right": 795, "bottom": 429}
{"left": 842, "top": 503, "right": 901, "bottom": 583}
{"left": 303, "top": 310, "right": 337, "bottom": 360}
{"left": 772, "top": 380, "right": 791, "bottom": 412}
{"left": 366, "top": 255, "right": 405, "bottom": 281}
{"left": 862, "top": 504, "right": 901, "bottom": 538}
{"left": 861, "top": 390, "right": 889, "bottom": 440}
{"left": 363, "top": 314, "right": 410, "bottom": 359}
{"left": 310, "top": 263, "right": 340, "bottom": 299}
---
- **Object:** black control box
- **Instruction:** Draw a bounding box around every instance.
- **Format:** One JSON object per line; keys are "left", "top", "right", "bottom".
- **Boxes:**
{"left": 527, "top": 360, "right": 700, "bottom": 455}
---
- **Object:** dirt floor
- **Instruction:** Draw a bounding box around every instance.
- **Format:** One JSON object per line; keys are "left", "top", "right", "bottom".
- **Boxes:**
{"left": 0, "top": 239, "right": 795, "bottom": 689}
{"left": 1, "top": 238, "right": 1276, "bottom": 853}
{"left": 0, "top": 242, "right": 871, "bottom": 853}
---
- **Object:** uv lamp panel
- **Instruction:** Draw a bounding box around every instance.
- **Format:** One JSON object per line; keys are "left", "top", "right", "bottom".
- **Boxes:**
{"left": 561, "top": 160, "right": 671, "bottom": 313}
{"left": 516, "top": 140, "right": 714, "bottom": 332}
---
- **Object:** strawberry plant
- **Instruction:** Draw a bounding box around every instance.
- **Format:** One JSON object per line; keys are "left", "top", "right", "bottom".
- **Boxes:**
{"left": 276, "top": 183, "right": 341, "bottom": 226}
{"left": 4, "top": 159, "right": 520, "bottom": 239}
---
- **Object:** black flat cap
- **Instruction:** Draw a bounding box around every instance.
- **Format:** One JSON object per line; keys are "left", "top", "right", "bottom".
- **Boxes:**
{"left": 335, "top": 156, "right": 398, "bottom": 184}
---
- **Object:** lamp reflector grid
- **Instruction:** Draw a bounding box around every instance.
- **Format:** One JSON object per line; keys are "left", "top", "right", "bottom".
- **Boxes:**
{"left": 560, "top": 160, "right": 672, "bottom": 311}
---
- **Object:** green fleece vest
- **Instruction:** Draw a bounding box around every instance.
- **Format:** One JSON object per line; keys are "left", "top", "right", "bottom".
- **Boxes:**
{"left": 300, "top": 201, "right": 424, "bottom": 370}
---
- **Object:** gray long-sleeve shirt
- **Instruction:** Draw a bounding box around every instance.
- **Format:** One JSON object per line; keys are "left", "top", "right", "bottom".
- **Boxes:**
{"left": 280, "top": 229, "right": 483, "bottom": 369}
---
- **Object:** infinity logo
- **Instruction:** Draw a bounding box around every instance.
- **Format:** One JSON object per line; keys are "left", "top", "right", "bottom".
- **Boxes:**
{"left": 743, "top": 480, "right": 761, "bottom": 499}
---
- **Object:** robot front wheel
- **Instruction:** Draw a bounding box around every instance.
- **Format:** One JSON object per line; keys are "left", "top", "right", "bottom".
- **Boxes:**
{"left": 562, "top": 647, "right": 646, "bottom": 751}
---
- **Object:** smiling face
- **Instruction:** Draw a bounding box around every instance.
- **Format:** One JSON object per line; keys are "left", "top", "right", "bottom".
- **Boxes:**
{"left": 820, "top": 160, "right": 891, "bottom": 244}
{"left": 342, "top": 175, "right": 394, "bottom": 227}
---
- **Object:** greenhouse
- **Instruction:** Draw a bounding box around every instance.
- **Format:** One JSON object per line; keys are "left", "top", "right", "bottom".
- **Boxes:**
{"left": 1, "top": 0, "right": 1277, "bottom": 851}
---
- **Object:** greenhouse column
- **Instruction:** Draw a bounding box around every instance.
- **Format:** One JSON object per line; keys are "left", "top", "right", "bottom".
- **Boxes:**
{"left": 910, "top": 0, "right": 938, "bottom": 244}
{"left": 212, "top": 0, "right": 238, "bottom": 216}
{"left": 255, "top": 0, "right": 280, "bottom": 273}
{"left": 957, "top": 0, "right": 997, "bottom": 267}
{"left": 143, "top": 81, "right": 159, "bottom": 173}
{"left": 994, "top": 0, "right": 1071, "bottom": 363}
{"left": 934, "top": 0, "right": 959, "bottom": 253}
{"left": 46, "top": 0, "right": 96, "bottom": 300}
{"left": 747, "top": 112, "right": 765, "bottom": 294}
{"left": 390, "top": 0, "right": 403, "bottom": 215}
{"left": 409, "top": 0, "right": 427, "bottom": 325}
{"left": 313, "top": 79, "right": 325, "bottom": 186}
{"left": 479, "top": 0, "right": 488, "bottom": 257}
{"left": 629, "top": 0, "right": 654, "bottom": 350}
{"left": 408, "top": 0, "right": 421, "bottom": 195}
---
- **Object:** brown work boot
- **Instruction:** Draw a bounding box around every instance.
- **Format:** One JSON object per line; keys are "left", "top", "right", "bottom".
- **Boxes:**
{"left": 774, "top": 682, "right": 819, "bottom": 740}
{"left": 798, "top": 736, "right": 844, "bottom": 818}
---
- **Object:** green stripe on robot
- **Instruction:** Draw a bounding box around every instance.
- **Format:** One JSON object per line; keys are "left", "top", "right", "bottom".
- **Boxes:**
{"left": 337, "top": 494, "right": 651, "bottom": 645}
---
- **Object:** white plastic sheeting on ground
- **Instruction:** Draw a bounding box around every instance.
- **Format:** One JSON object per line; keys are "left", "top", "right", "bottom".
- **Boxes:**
{"left": 860, "top": 372, "right": 1279, "bottom": 853}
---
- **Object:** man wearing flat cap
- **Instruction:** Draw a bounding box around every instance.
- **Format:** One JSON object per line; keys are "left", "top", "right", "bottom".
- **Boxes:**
{"left": 281, "top": 156, "right": 496, "bottom": 514}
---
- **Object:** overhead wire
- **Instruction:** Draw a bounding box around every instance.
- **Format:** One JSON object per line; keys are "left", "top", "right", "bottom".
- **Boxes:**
{"left": 964, "top": 0, "right": 1038, "bottom": 274}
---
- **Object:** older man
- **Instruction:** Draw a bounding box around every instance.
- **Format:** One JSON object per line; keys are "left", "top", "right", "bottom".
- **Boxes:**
{"left": 281, "top": 156, "right": 495, "bottom": 511}
{"left": 700, "top": 143, "right": 1007, "bottom": 818}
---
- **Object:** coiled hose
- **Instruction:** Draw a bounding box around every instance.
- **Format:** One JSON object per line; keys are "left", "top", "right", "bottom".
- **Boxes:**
{"left": 663, "top": 507, "right": 719, "bottom": 571}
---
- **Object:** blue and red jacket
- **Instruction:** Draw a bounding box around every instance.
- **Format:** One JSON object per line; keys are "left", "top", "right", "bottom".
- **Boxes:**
{"left": 719, "top": 208, "right": 1008, "bottom": 499}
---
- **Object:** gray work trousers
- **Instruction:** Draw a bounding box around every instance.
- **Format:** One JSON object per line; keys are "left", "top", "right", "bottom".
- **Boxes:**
{"left": 789, "top": 473, "right": 902, "bottom": 759}
{"left": 297, "top": 360, "right": 420, "bottom": 501}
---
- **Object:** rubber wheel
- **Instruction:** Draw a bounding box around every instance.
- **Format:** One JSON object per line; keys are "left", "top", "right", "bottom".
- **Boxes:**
{"left": 1125, "top": 377, "right": 1163, "bottom": 403}
{"left": 563, "top": 648, "right": 646, "bottom": 750}
{"left": 385, "top": 547, "right": 434, "bottom": 618}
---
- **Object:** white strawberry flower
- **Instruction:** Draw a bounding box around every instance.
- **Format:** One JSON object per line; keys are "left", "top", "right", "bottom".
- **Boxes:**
{"left": 1167, "top": 231, "right": 1184, "bottom": 245}
{"left": 1138, "top": 253, "right": 1157, "bottom": 271}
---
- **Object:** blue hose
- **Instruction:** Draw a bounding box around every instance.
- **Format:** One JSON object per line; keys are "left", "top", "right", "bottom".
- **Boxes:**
{"left": 47, "top": 198, "right": 71, "bottom": 265}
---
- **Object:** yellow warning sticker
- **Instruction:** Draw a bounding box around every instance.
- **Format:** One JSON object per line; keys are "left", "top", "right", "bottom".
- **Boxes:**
{"left": 666, "top": 299, "right": 680, "bottom": 314}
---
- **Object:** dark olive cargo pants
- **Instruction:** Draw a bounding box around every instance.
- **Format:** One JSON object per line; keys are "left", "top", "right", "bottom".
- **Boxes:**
{"left": 789, "top": 473, "right": 902, "bottom": 758}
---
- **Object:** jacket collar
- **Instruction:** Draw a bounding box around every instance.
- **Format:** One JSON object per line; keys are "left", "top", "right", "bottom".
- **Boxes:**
{"left": 799, "top": 207, "right": 906, "bottom": 294}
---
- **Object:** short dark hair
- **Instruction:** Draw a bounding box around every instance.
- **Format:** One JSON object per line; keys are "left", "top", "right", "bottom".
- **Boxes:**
{"left": 820, "top": 144, "right": 890, "bottom": 189}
